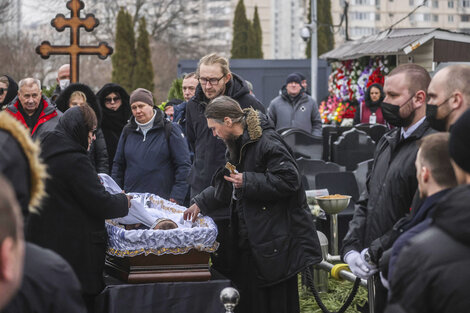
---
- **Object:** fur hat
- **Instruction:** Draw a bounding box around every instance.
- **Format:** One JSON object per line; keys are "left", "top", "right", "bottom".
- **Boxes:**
{"left": 130, "top": 88, "right": 154, "bottom": 107}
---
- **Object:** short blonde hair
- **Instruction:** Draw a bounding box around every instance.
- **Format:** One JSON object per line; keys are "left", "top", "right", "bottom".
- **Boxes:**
{"left": 197, "top": 53, "right": 230, "bottom": 77}
{"left": 69, "top": 91, "right": 87, "bottom": 104}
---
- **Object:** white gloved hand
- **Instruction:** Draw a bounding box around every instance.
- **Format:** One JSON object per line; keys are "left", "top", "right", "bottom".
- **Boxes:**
{"left": 345, "top": 250, "right": 376, "bottom": 279}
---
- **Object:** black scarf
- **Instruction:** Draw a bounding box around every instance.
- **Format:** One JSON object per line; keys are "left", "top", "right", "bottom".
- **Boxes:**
{"left": 18, "top": 100, "right": 43, "bottom": 132}
{"left": 101, "top": 104, "right": 131, "bottom": 135}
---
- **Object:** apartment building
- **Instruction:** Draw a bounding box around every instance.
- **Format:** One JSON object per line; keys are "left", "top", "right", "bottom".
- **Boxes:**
{"left": 186, "top": 0, "right": 309, "bottom": 59}
{"left": 332, "top": 0, "right": 470, "bottom": 44}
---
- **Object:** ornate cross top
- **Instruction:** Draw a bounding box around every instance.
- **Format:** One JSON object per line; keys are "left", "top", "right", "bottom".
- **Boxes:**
{"left": 35, "top": 0, "right": 113, "bottom": 83}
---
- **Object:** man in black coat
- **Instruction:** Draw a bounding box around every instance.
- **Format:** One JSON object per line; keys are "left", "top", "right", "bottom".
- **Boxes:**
{"left": 385, "top": 109, "right": 470, "bottom": 313}
{"left": 185, "top": 53, "right": 266, "bottom": 276}
{"left": 184, "top": 96, "right": 321, "bottom": 313}
{"left": 27, "top": 106, "right": 130, "bottom": 311}
{"left": 341, "top": 64, "right": 435, "bottom": 313}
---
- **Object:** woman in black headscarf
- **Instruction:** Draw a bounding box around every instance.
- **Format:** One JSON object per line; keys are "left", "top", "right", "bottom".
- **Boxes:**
{"left": 0, "top": 75, "right": 18, "bottom": 110}
{"left": 96, "top": 83, "right": 131, "bottom": 170}
{"left": 55, "top": 83, "right": 109, "bottom": 173}
{"left": 354, "top": 83, "right": 386, "bottom": 125}
{"left": 27, "top": 106, "right": 129, "bottom": 312}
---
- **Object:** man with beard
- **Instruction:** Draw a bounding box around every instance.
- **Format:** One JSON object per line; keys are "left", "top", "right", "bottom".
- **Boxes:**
{"left": 426, "top": 64, "right": 470, "bottom": 132}
{"left": 341, "top": 64, "right": 434, "bottom": 313}
{"left": 186, "top": 53, "right": 265, "bottom": 277}
{"left": 183, "top": 96, "right": 321, "bottom": 313}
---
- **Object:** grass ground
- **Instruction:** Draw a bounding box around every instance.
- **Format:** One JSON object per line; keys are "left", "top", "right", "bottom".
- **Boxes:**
{"left": 299, "top": 274, "right": 368, "bottom": 313}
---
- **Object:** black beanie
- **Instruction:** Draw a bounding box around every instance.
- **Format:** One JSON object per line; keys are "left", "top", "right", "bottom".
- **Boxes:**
{"left": 286, "top": 73, "right": 301, "bottom": 85}
{"left": 449, "top": 109, "right": 470, "bottom": 173}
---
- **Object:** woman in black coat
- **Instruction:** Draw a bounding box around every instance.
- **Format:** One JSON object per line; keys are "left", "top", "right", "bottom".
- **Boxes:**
{"left": 26, "top": 106, "right": 129, "bottom": 310}
{"left": 55, "top": 83, "right": 110, "bottom": 174}
{"left": 96, "top": 83, "right": 131, "bottom": 170}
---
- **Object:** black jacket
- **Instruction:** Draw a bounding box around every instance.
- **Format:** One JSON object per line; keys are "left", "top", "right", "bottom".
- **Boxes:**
{"left": 194, "top": 109, "right": 322, "bottom": 287}
{"left": 26, "top": 107, "right": 128, "bottom": 295}
{"left": 186, "top": 73, "right": 265, "bottom": 202}
{"left": 55, "top": 83, "right": 109, "bottom": 174}
{"left": 342, "top": 119, "right": 434, "bottom": 256}
{"left": 0, "top": 75, "right": 18, "bottom": 110}
{"left": 96, "top": 83, "right": 132, "bottom": 170}
{"left": 387, "top": 185, "right": 470, "bottom": 313}
{"left": 3, "top": 243, "right": 87, "bottom": 313}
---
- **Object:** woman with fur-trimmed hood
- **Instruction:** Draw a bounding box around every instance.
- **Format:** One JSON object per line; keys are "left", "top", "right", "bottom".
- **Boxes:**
{"left": 0, "top": 111, "right": 46, "bottom": 219}
{"left": 55, "top": 83, "right": 109, "bottom": 174}
{"left": 96, "top": 83, "right": 131, "bottom": 170}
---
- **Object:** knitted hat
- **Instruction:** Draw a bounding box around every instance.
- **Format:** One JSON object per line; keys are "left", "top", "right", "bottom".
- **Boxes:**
{"left": 130, "top": 88, "right": 154, "bottom": 107}
{"left": 449, "top": 109, "right": 470, "bottom": 173}
{"left": 294, "top": 72, "right": 306, "bottom": 81}
{"left": 286, "top": 73, "right": 301, "bottom": 85}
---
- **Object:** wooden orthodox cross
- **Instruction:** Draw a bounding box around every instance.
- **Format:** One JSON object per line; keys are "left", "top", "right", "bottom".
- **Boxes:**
{"left": 35, "top": 0, "right": 113, "bottom": 83}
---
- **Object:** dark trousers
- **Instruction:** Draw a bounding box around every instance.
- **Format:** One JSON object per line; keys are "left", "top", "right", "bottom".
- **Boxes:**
{"left": 231, "top": 248, "right": 300, "bottom": 313}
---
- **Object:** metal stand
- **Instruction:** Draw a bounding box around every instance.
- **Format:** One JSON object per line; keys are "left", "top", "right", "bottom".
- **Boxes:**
{"left": 330, "top": 213, "right": 339, "bottom": 256}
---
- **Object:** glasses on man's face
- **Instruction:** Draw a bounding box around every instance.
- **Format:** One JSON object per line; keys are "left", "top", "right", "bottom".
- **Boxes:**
{"left": 0, "top": 88, "right": 5, "bottom": 95}
{"left": 105, "top": 96, "right": 120, "bottom": 104}
{"left": 198, "top": 75, "right": 225, "bottom": 86}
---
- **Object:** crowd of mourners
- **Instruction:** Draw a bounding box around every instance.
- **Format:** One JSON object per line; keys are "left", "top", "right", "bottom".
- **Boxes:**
{"left": 0, "top": 54, "right": 470, "bottom": 313}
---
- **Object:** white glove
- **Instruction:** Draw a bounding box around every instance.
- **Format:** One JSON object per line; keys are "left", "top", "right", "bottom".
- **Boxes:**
{"left": 344, "top": 250, "right": 377, "bottom": 279}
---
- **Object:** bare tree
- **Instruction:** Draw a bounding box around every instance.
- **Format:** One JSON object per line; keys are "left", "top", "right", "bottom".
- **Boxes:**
{"left": 0, "top": 0, "right": 13, "bottom": 25}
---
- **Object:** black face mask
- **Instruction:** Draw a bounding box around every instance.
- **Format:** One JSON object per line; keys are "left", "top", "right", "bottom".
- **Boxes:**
{"left": 426, "top": 104, "right": 447, "bottom": 132}
{"left": 426, "top": 96, "right": 454, "bottom": 132}
{"left": 381, "top": 97, "right": 415, "bottom": 127}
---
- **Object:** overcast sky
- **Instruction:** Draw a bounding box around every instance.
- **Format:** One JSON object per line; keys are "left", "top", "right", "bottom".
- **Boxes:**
{"left": 22, "top": 0, "right": 74, "bottom": 27}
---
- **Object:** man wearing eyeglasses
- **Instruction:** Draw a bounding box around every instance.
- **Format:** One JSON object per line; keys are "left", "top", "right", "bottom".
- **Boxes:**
{"left": 5, "top": 78, "right": 61, "bottom": 140}
{"left": 186, "top": 53, "right": 265, "bottom": 277}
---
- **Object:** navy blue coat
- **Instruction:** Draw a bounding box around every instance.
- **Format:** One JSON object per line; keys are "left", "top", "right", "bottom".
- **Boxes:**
{"left": 112, "top": 109, "right": 191, "bottom": 203}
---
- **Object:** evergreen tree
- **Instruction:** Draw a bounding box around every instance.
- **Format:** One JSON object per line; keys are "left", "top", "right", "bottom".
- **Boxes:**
{"left": 231, "top": 0, "right": 251, "bottom": 58}
{"left": 133, "top": 17, "right": 155, "bottom": 91}
{"left": 305, "top": 0, "right": 334, "bottom": 57}
{"left": 112, "top": 8, "right": 136, "bottom": 93}
{"left": 167, "top": 78, "right": 184, "bottom": 101}
{"left": 251, "top": 6, "right": 263, "bottom": 58}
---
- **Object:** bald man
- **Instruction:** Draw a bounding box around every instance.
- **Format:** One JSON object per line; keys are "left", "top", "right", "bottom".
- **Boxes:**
{"left": 426, "top": 64, "right": 470, "bottom": 131}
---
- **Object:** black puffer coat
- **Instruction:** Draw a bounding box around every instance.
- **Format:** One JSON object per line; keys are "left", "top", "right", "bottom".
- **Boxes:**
{"left": 386, "top": 185, "right": 470, "bottom": 313}
{"left": 342, "top": 120, "right": 434, "bottom": 256}
{"left": 194, "top": 109, "right": 322, "bottom": 287}
{"left": 26, "top": 107, "right": 128, "bottom": 296}
{"left": 55, "top": 83, "right": 109, "bottom": 174}
{"left": 96, "top": 83, "right": 131, "bottom": 170}
{"left": 186, "top": 73, "right": 266, "bottom": 200}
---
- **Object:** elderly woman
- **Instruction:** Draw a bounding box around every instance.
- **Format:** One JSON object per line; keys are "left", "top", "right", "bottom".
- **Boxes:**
{"left": 112, "top": 88, "right": 191, "bottom": 205}
{"left": 27, "top": 105, "right": 129, "bottom": 311}
{"left": 354, "top": 83, "right": 386, "bottom": 125}
{"left": 56, "top": 83, "right": 109, "bottom": 173}
{"left": 96, "top": 83, "right": 132, "bottom": 170}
